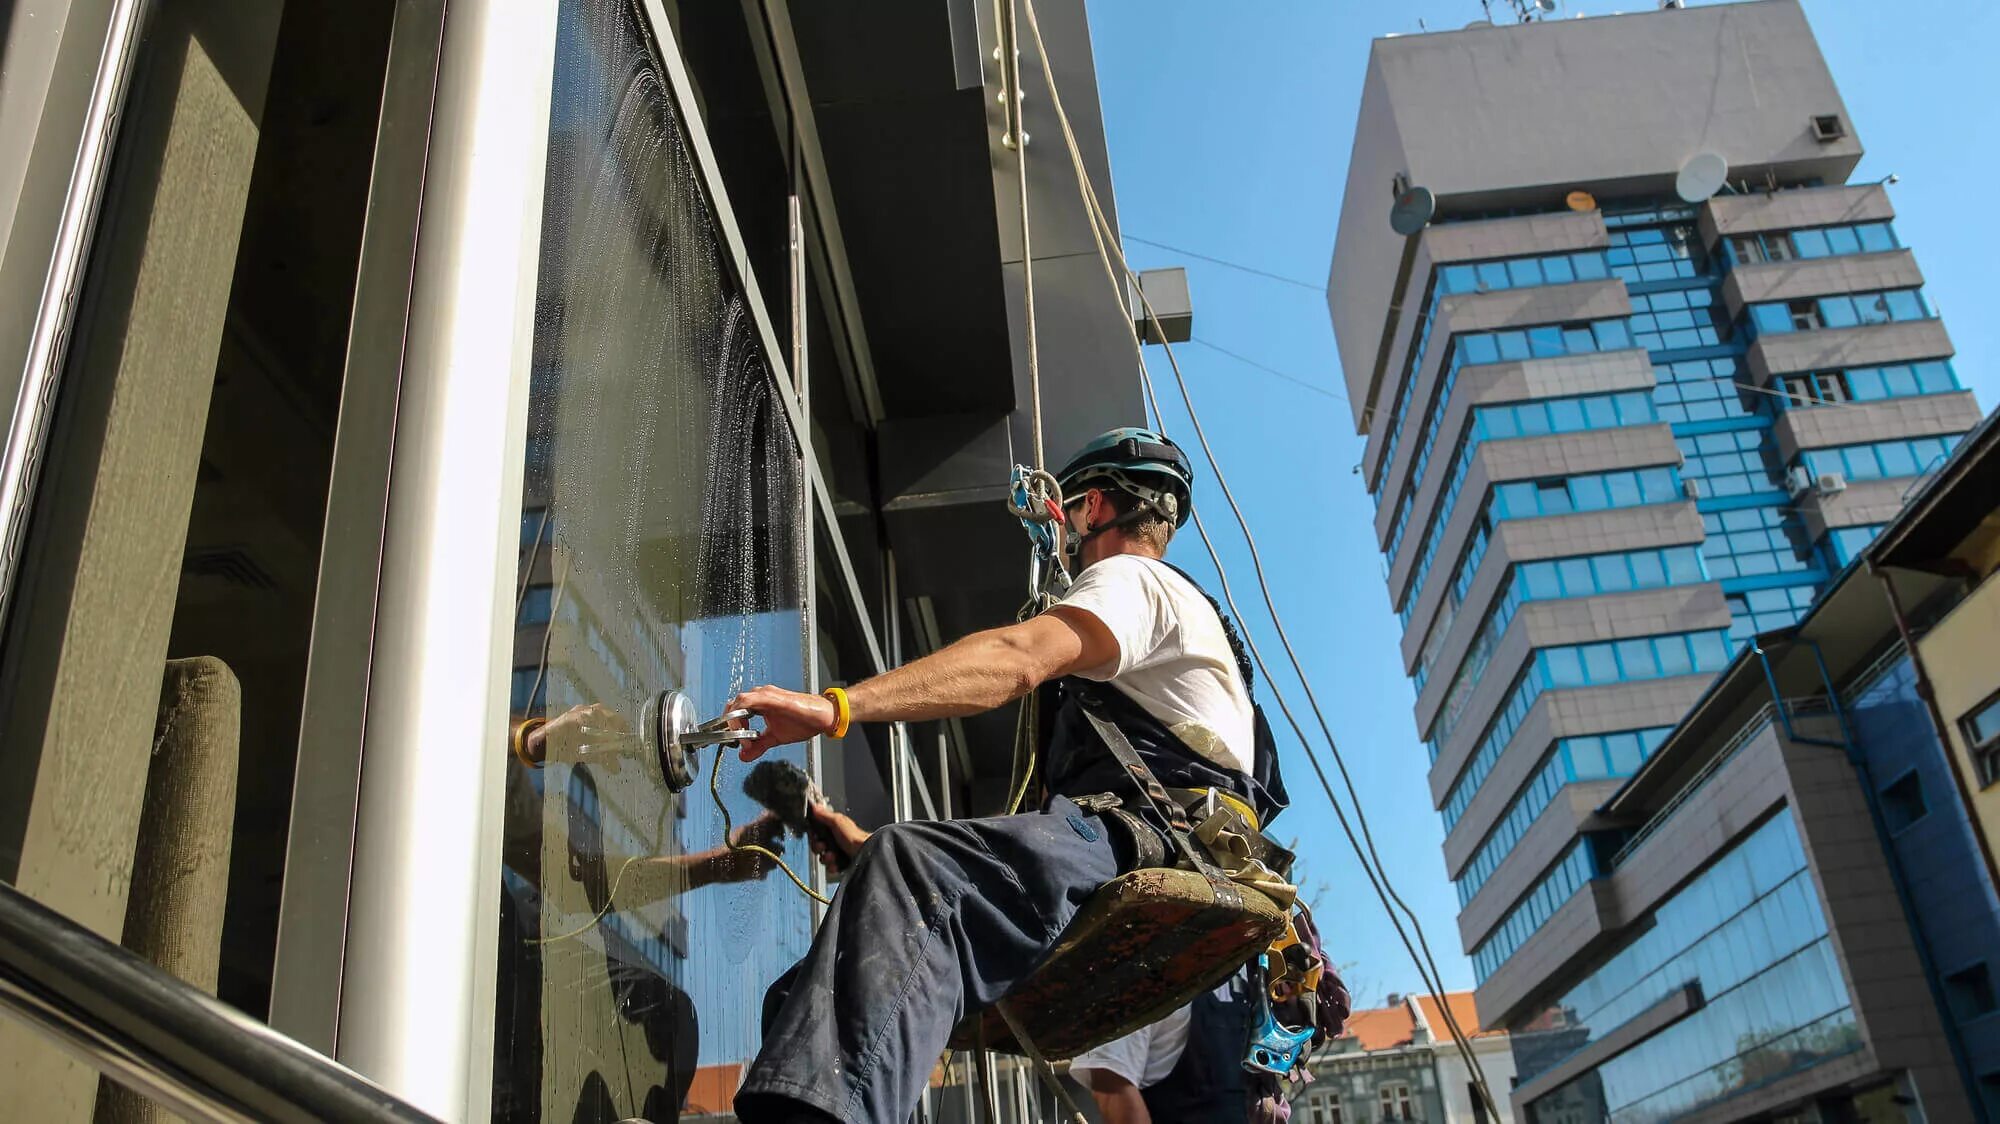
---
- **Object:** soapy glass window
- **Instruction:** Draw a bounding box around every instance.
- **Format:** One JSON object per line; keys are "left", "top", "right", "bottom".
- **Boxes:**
{"left": 490, "top": 1, "right": 813, "bottom": 1120}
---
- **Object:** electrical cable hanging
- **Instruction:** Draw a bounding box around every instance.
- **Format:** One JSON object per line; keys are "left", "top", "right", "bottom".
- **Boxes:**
{"left": 1015, "top": 0, "right": 1501, "bottom": 1112}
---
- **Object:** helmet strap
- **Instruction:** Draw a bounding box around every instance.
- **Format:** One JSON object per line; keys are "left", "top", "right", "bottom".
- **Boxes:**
{"left": 1065, "top": 492, "right": 1169, "bottom": 561}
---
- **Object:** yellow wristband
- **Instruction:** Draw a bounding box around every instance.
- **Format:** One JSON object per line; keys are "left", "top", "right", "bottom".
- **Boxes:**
{"left": 821, "top": 687, "right": 851, "bottom": 739}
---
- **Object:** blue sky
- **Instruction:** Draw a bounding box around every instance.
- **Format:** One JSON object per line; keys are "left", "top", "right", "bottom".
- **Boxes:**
{"left": 1084, "top": 0, "right": 2000, "bottom": 1006}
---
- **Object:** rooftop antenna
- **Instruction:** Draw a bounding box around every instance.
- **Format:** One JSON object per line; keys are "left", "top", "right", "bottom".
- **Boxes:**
{"left": 1673, "top": 151, "right": 1728, "bottom": 204}
{"left": 1499, "top": 0, "right": 1557, "bottom": 21}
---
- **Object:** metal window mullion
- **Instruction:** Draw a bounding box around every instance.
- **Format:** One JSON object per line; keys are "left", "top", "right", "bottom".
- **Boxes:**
{"left": 0, "top": 0, "right": 154, "bottom": 630}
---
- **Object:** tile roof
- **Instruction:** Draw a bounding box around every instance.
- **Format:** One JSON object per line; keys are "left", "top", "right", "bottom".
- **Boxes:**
{"left": 1340, "top": 991, "right": 1502, "bottom": 1052}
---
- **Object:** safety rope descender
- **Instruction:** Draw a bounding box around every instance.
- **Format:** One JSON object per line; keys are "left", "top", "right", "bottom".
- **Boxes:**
{"left": 1006, "top": 464, "right": 1070, "bottom": 606}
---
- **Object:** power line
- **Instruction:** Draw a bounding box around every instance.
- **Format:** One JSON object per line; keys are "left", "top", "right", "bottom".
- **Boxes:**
{"left": 1191, "top": 337, "right": 1347, "bottom": 403}
{"left": 1124, "top": 234, "right": 1326, "bottom": 293}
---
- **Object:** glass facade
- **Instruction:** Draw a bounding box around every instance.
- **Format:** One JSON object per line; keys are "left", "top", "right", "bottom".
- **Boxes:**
{"left": 1386, "top": 319, "right": 1639, "bottom": 565}
{"left": 1800, "top": 434, "right": 1963, "bottom": 484}
{"left": 1726, "top": 587, "right": 1819, "bottom": 646}
{"left": 1747, "top": 288, "right": 1934, "bottom": 338}
{"left": 1700, "top": 507, "right": 1818, "bottom": 584}
{"left": 1471, "top": 843, "right": 1596, "bottom": 980}
{"left": 1513, "top": 813, "right": 1859, "bottom": 1122}
{"left": 1455, "top": 728, "right": 1672, "bottom": 907}
{"left": 1423, "top": 545, "right": 1706, "bottom": 743}
{"left": 1434, "top": 627, "right": 1730, "bottom": 810}
{"left": 1416, "top": 544, "right": 1705, "bottom": 694}
{"left": 490, "top": 3, "right": 814, "bottom": 1118}
{"left": 1827, "top": 525, "right": 1885, "bottom": 568}
{"left": 1725, "top": 220, "right": 1898, "bottom": 266}
{"left": 1773, "top": 359, "right": 1960, "bottom": 411}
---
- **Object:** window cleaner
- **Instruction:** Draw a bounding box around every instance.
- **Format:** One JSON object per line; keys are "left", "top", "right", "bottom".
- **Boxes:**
{"left": 716, "top": 427, "right": 1346, "bottom": 1124}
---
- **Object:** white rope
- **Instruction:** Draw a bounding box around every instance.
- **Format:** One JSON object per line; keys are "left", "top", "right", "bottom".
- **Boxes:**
{"left": 1015, "top": 1, "right": 1502, "bottom": 1114}
{"left": 1004, "top": 0, "right": 1046, "bottom": 470}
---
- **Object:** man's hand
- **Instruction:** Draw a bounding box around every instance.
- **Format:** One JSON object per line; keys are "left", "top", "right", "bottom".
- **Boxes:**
{"left": 681, "top": 812, "right": 787, "bottom": 888}
{"left": 726, "top": 684, "right": 838, "bottom": 761}
{"left": 806, "top": 802, "right": 871, "bottom": 874}
{"left": 523, "top": 701, "right": 629, "bottom": 765}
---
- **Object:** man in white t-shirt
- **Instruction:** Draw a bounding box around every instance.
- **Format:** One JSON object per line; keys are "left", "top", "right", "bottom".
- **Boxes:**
{"left": 1068, "top": 1005, "right": 1192, "bottom": 1123}
{"left": 724, "top": 428, "right": 1264, "bottom": 1124}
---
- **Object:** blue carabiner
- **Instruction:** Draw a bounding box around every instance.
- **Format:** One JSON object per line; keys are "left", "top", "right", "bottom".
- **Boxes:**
{"left": 1242, "top": 953, "right": 1315, "bottom": 1077}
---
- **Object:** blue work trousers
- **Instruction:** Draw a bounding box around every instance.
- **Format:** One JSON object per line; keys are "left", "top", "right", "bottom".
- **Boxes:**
{"left": 735, "top": 795, "right": 1124, "bottom": 1124}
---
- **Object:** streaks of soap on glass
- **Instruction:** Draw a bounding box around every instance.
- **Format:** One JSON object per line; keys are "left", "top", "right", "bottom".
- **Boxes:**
{"left": 491, "top": 0, "right": 810, "bottom": 1119}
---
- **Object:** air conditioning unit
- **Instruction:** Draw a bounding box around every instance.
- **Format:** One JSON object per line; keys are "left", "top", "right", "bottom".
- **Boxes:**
{"left": 1816, "top": 472, "right": 1848, "bottom": 497}
{"left": 1786, "top": 466, "right": 1814, "bottom": 496}
{"left": 1680, "top": 478, "right": 1701, "bottom": 500}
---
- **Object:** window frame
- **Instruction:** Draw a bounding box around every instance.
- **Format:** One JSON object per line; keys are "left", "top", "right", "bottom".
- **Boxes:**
{"left": 1961, "top": 688, "right": 2000, "bottom": 788}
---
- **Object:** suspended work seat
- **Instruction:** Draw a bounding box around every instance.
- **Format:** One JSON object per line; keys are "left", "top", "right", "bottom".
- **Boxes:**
{"left": 947, "top": 866, "right": 1287, "bottom": 1059}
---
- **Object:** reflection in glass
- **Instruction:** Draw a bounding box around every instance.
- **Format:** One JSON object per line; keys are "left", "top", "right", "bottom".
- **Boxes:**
{"left": 491, "top": 1, "right": 811, "bottom": 1120}
{"left": 1514, "top": 814, "right": 1862, "bottom": 1124}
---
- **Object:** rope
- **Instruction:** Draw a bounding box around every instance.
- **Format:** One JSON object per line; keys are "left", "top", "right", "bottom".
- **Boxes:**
{"left": 995, "top": 1000, "right": 1089, "bottom": 1124}
{"left": 1004, "top": 0, "right": 1045, "bottom": 470}
{"left": 1015, "top": 2, "right": 1501, "bottom": 1115}
{"left": 710, "top": 742, "right": 832, "bottom": 906}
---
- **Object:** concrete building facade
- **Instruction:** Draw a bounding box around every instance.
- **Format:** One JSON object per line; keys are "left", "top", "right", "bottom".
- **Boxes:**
{"left": 1326, "top": 3, "right": 1987, "bottom": 1121}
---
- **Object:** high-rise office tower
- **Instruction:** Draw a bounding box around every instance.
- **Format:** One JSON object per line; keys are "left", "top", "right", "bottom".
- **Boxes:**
{"left": 1325, "top": 2, "right": 1985, "bottom": 1120}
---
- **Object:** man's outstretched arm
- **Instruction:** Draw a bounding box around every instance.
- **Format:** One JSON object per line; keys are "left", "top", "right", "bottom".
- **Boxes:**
{"left": 728, "top": 606, "right": 1115, "bottom": 760}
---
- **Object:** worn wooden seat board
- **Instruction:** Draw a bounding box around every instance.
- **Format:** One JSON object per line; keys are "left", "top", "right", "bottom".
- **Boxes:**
{"left": 948, "top": 867, "right": 1287, "bottom": 1058}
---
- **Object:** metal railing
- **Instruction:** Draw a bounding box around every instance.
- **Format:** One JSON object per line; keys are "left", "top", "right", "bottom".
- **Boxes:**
{"left": 0, "top": 882, "right": 439, "bottom": 1124}
{"left": 1608, "top": 696, "right": 1838, "bottom": 870}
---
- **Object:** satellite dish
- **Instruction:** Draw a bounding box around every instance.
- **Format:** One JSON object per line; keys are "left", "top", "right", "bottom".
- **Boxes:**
{"left": 1464, "top": 19, "right": 1494, "bottom": 28}
{"left": 1389, "top": 186, "right": 1436, "bottom": 236}
{"left": 1675, "top": 151, "right": 1729, "bottom": 203}
{"left": 1566, "top": 190, "right": 1597, "bottom": 212}
{"left": 1529, "top": 0, "right": 1556, "bottom": 11}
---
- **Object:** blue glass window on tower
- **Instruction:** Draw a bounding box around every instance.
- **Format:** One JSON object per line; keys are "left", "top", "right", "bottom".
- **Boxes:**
{"left": 1382, "top": 319, "right": 1637, "bottom": 564}
{"left": 1701, "top": 507, "right": 1816, "bottom": 581}
{"left": 1514, "top": 813, "right": 1859, "bottom": 1122}
{"left": 1727, "top": 586, "right": 1818, "bottom": 646}
{"left": 1629, "top": 289, "right": 1727, "bottom": 352}
{"left": 1490, "top": 466, "right": 1682, "bottom": 520}
{"left": 1654, "top": 357, "right": 1757, "bottom": 424}
{"left": 1422, "top": 544, "right": 1708, "bottom": 744}
{"left": 1826, "top": 524, "right": 1884, "bottom": 568}
{"left": 1471, "top": 843, "right": 1596, "bottom": 980}
{"left": 1727, "top": 221, "right": 1898, "bottom": 266}
{"left": 1840, "top": 359, "right": 1960, "bottom": 402}
{"left": 1396, "top": 442, "right": 1669, "bottom": 627}
{"left": 1436, "top": 249, "right": 1612, "bottom": 296}
{"left": 1771, "top": 362, "right": 1961, "bottom": 411}
{"left": 1606, "top": 223, "right": 1708, "bottom": 285}
{"left": 1800, "top": 434, "right": 1962, "bottom": 483}
{"left": 1454, "top": 728, "right": 1674, "bottom": 907}
{"left": 1747, "top": 288, "right": 1934, "bottom": 338}
{"left": 1678, "top": 429, "right": 1783, "bottom": 498}
{"left": 1435, "top": 629, "right": 1731, "bottom": 824}
{"left": 1474, "top": 390, "right": 1657, "bottom": 441}
{"left": 1414, "top": 544, "right": 1706, "bottom": 693}
{"left": 1372, "top": 278, "right": 1443, "bottom": 506}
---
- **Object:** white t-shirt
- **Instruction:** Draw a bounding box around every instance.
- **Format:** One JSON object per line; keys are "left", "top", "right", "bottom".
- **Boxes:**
{"left": 1067, "top": 1003, "right": 1192, "bottom": 1089}
{"left": 1056, "top": 554, "right": 1255, "bottom": 777}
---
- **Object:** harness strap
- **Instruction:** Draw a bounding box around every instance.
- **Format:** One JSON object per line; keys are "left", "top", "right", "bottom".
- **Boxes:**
{"left": 1078, "top": 706, "right": 1241, "bottom": 909}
